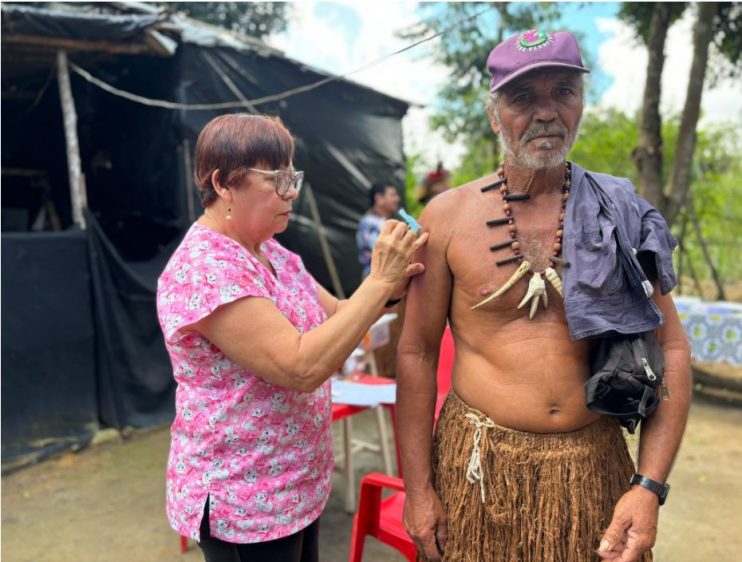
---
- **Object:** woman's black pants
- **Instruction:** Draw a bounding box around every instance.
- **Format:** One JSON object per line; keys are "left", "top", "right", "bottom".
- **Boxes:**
{"left": 197, "top": 500, "right": 320, "bottom": 562}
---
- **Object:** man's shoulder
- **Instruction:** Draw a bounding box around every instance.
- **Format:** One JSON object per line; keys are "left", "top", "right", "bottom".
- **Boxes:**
{"left": 420, "top": 172, "right": 500, "bottom": 219}
{"left": 575, "top": 163, "right": 637, "bottom": 197}
{"left": 574, "top": 163, "right": 657, "bottom": 219}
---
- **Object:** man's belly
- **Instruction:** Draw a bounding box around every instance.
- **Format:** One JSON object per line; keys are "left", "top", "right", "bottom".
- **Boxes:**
{"left": 450, "top": 333, "right": 601, "bottom": 433}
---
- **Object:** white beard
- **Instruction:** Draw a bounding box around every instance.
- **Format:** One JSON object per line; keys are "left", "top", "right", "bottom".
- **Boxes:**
{"left": 498, "top": 117, "right": 582, "bottom": 170}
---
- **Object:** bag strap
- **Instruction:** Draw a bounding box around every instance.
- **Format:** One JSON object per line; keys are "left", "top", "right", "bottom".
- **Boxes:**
{"left": 636, "top": 385, "right": 655, "bottom": 417}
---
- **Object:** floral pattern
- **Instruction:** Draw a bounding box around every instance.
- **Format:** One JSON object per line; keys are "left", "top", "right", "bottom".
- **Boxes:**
{"left": 157, "top": 223, "right": 332, "bottom": 543}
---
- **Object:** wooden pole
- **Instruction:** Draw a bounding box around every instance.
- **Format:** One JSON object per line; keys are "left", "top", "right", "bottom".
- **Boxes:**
{"left": 181, "top": 139, "right": 196, "bottom": 222}
{"left": 304, "top": 182, "right": 346, "bottom": 298}
{"left": 202, "top": 51, "right": 258, "bottom": 115}
{"left": 5, "top": 34, "right": 157, "bottom": 55}
{"left": 56, "top": 50, "right": 87, "bottom": 229}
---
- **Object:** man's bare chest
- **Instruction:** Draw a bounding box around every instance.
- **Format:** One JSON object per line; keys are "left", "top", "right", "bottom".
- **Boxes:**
{"left": 446, "top": 196, "right": 567, "bottom": 316}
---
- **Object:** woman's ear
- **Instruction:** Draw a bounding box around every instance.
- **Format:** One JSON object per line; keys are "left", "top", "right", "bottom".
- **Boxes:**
{"left": 211, "top": 169, "right": 232, "bottom": 202}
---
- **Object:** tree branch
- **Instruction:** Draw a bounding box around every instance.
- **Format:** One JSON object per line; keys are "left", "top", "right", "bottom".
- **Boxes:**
{"left": 664, "top": 2, "right": 717, "bottom": 225}
{"left": 632, "top": 3, "right": 672, "bottom": 211}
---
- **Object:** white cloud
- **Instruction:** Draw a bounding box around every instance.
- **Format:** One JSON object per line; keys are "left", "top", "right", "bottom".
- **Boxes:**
{"left": 596, "top": 11, "right": 742, "bottom": 125}
{"left": 268, "top": 1, "right": 465, "bottom": 170}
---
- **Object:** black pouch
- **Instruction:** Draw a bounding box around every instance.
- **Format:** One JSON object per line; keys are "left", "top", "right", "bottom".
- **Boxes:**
{"left": 585, "top": 331, "right": 665, "bottom": 434}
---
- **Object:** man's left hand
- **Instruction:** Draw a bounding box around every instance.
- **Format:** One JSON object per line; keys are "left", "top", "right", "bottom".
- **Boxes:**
{"left": 597, "top": 486, "right": 659, "bottom": 561}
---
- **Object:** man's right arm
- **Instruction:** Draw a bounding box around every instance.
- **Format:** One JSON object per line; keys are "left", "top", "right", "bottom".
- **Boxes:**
{"left": 397, "top": 197, "right": 453, "bottom": 561}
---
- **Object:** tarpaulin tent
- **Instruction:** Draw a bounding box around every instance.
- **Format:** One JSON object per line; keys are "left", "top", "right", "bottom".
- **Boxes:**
{"left": 1, "top": 2, "right": 410, "bottom": 471}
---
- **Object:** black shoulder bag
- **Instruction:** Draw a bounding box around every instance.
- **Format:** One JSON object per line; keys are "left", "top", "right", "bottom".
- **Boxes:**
{"left": 582, "top": 174, "right": 666, "bottom": 434}
{"left": 585, "top": 331, "right": 665, "bottom": 433}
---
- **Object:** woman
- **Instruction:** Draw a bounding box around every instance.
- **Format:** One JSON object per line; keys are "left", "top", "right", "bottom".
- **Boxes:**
{"left": 156, "top": 113, "right": 427, "bottom": 561}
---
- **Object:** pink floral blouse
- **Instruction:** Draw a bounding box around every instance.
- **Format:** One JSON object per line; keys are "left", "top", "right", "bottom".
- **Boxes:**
{"left": 157, "top": 223, "right": 332, "bottom": 544}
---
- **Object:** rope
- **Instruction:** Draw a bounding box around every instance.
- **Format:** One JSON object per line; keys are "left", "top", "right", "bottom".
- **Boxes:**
{"left": 68, "top": 4, "right": 495, "bottom": 111}
{"left": 464, "top": 412, "right": 495, "bottom": 503}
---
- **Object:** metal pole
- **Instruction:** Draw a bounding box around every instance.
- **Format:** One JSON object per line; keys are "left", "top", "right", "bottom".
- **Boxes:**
{"left": 56, "top": 50, "right": 87, "bottom": 229}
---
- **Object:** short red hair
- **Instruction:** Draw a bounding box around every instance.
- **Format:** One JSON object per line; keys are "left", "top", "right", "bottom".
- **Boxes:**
{"left": 194, "top": 113, "right": 295, "bottom": 207}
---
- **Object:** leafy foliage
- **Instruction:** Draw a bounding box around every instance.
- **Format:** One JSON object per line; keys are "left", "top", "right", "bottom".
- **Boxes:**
{"left": 681, "top": 122, "right": 742, "bottom": 283}
{"left": 162, "top": 2, "right": 289, "bottom": 39}
{"left": 708, "top": 2, "right": 742, "bottom": 84}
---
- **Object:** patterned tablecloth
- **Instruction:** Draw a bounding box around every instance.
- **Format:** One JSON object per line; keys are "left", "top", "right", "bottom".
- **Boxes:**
{"left": 674, "top": 297, "right": 742, "bottom": 365}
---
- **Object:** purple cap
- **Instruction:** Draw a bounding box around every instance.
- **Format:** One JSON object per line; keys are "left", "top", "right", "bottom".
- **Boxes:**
{"left": 487, "top": 30, "right": 589, "bottom": 92}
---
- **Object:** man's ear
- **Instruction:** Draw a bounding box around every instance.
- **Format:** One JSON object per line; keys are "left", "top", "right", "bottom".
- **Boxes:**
{"left": 486, "top": 104, "right": 501, "bottom": 135}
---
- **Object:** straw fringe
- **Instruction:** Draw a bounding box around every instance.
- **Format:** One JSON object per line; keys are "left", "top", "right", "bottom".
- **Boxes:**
{"left": 432, "top": 392, "right": 652, "bottom": 562}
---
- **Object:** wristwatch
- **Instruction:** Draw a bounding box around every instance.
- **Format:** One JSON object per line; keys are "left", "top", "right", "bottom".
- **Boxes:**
{"left": 630, "top": 473, "right": 670, "bottom": 505}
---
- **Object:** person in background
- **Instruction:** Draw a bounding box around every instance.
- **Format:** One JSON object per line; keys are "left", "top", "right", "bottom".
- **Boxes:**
{"left": 156, "top": 113, "right": 427, "bottom": 562}
{"left": 357, "top": 181, "right": 401, "bottom": 278}
{"left": 416, "top": 162, "right": 451, "bottom": 206}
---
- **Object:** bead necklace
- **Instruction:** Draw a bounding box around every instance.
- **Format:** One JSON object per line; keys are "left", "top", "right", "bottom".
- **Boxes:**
{"left": 471, "top": 162, "right": 571, "bottom": 319}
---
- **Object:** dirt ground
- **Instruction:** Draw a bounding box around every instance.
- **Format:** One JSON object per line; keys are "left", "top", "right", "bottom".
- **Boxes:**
{"left": 3, "top": 397, "right": 741, "bottom": 562}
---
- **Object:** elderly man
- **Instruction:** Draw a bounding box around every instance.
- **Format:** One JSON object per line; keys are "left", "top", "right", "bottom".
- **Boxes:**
{"left": 397, "top": 30, "right": 690, "bottom": 562}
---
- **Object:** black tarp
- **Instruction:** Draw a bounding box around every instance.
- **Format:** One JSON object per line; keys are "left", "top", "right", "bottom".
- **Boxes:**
{"left": 88, "top": 213, "right": 176, "bottom": 429}
{"left": 1, "top": 231, "right": 98, "bottom": 471}
{"left": 1, "top": 2, "right": 410, "bottom": 470}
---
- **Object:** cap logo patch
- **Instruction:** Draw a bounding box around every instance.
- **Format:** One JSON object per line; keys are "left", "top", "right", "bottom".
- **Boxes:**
{"left": 517, "top": 29, "right": 552, "bottom": 51}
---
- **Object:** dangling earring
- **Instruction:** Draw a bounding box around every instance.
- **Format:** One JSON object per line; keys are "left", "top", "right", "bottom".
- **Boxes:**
{"left": 226, "top": 207, "right": 232, "bottom": 221}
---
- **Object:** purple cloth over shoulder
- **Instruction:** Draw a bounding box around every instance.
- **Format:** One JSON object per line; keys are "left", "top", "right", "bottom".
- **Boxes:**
{"left": 562, "top": 163, "right": 678, "bottom": 340}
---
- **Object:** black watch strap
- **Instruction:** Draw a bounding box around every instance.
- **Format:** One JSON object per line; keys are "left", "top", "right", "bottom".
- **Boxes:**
{"left": 630, "top": 473, "right": 670, "bottom": 505}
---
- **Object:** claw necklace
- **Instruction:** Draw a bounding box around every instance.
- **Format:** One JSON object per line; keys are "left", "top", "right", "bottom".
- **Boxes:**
{"left": 471, "top": 162, "right": 570, "bottom": 318}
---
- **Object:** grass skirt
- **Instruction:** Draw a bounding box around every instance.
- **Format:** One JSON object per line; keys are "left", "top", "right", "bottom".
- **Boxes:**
{"left": 432, "top": 392, "right": 652, "bottom": 562}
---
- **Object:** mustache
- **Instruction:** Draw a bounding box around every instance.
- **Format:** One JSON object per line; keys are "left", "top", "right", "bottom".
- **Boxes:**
{"left": 521, "top": 124, "right": 568, "bottom": 145}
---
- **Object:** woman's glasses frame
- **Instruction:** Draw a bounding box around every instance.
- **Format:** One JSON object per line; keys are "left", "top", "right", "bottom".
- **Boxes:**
{"left": 247, "top": 167, "right": 304, "bottom": 197}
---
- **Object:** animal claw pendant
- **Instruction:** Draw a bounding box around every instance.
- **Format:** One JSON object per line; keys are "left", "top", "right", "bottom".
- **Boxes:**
{"left": 518, "top": 271, "right": 547, "bottom": 319}
{"left": 471, "top": 262, "right": 564, "bottom": 319}
{"left": 544, "top": 267, "right": 563, "bottom": 296}
{"left": 471, "top": 261, "right": 531, "bottom": 310}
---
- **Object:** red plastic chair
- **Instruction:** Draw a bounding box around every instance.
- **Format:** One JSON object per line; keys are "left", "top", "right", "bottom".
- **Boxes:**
{"left": 348, "top": 473, "right": 418, "bottom": 562}
{"left": 349, "top": 328, "right": 455, "bottom": 562}
{"left": 434, "top": 326, "right": 455, "bottom": 422}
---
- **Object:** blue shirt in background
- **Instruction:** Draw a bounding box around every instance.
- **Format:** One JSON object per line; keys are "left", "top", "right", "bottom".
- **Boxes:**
{"left": 356, "top": 211, "right": 386, "bottom": 278}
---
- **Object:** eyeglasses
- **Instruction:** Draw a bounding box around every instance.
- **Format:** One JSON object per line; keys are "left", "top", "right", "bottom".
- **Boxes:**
{"left": 247, "top": 167, "right": 304, "bottom": 197}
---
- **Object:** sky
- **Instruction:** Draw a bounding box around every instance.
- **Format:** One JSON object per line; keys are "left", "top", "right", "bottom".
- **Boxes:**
{"left": 269, "top": 1, "right": 741, "bottom": 171}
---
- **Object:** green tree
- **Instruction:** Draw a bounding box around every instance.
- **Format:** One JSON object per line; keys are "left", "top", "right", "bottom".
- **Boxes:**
{"left": 163, "top": 2, "right": 289, "bottom": 39}
{"left": 622, "top": 2, "right": 741, "bottom": 226}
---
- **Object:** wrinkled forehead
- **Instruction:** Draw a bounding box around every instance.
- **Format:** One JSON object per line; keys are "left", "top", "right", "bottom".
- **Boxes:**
{"left": 500, "top": 68, "right": 583, "bottom": 95}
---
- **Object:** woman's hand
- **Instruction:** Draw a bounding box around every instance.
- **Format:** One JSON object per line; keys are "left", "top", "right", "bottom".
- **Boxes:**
{"left": 368, "top": 220, "right": 428, "bottom": 297}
